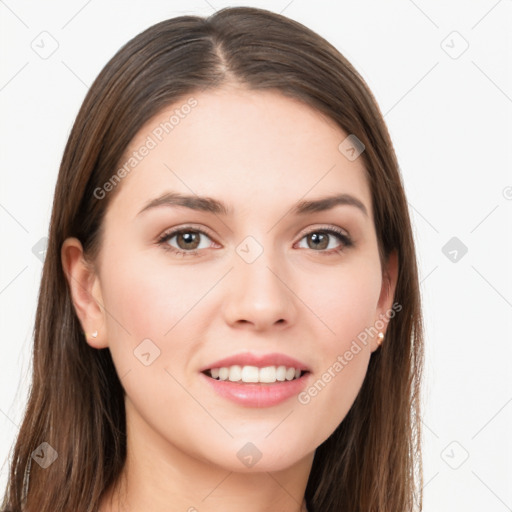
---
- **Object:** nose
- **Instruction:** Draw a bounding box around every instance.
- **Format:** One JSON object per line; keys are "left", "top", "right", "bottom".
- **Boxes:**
{"left": 222, "top": 247, "right": 298, "bottom": 332}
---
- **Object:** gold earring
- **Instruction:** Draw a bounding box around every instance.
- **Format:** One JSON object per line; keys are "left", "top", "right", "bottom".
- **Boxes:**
{"left": 377, "top": 332, "right": 384, "bottom": 345}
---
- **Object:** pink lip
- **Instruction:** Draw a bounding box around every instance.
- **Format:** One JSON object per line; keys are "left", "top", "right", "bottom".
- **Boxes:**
{"left": 199, "top": 352, "right": 311, "bottom": 408}
{"left": 199, "top": 372, "right": 311, "bottom": 408}
{"left": 200, "top": 352, "right": 310, "bottom": 372}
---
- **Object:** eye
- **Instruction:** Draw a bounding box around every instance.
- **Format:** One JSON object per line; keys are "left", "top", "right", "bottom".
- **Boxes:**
{"left": 296, "top": 226, "right": 353, "bottom": 255}
{"left": 156, "top": 224, "right": 353, "bottom": 258}
{"left": 157, "top": 226, "right": 217, "bottom": 257}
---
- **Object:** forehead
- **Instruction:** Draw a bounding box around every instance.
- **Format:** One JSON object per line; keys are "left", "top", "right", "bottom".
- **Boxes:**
{"left": 107, "top": 86, "right": 372, "bottom": 220}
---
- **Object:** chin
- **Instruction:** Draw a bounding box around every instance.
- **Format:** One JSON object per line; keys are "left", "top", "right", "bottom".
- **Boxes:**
{"left": 198, "top": 436, "right": 315, "bottom": 474}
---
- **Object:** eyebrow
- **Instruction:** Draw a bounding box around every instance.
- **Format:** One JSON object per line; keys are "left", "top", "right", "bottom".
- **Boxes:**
{"left": 137, "top": 191, "right": 368, "bottom": 217}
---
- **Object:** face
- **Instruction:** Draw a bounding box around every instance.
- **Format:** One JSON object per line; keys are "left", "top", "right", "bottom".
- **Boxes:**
{"left": 75, "top": 86, "right": 396, "bottom": 473}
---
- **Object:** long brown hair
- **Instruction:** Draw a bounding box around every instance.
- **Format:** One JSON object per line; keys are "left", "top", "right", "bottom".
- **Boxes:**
{"left": 1, "top": 7, "right": 424, "bottom": 511}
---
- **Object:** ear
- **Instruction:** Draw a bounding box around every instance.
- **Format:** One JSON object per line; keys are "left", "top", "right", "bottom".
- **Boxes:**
{"left": 61, "top": 237, "right": 107, "bottom": 349}
{"left": 371, "top": 249, "right": 399, "bottom": 352}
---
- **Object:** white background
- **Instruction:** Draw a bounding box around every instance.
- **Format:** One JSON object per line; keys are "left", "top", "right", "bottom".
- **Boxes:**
{"left": 1, "top": 1, "right": 511, "bottom": 510}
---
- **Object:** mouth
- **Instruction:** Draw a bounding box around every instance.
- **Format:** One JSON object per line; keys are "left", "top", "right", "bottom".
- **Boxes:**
{"left": 202, "top": 365, "right": 310, "bottom": 384}
{"left": 199, "top": 352, "right": 311, "bottom": 407}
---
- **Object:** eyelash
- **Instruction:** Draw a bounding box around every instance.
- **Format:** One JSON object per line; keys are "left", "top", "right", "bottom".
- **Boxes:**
{"left": 156, "top": 224, "right": 354, "bottom": 258}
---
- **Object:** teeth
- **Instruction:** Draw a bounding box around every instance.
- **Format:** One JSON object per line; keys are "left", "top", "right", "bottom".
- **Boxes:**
{"left": 208, "top": 365, "right": 303, "bottom": 383}
{"left": 285, "top": 367, "right": 296, "bottom": 381}
{"left": 228, "top": 365, "right": 242, "bottom": 382}
{"left": 241, "top": 365, "right": 259, "bottom": 383}
{"left": 259, "top": 366, "right": 276, "bottom": 383}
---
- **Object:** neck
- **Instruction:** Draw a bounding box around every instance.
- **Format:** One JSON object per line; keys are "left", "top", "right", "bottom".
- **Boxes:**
{"left": 99, "top": 399, "right": 313, "bottom": 512}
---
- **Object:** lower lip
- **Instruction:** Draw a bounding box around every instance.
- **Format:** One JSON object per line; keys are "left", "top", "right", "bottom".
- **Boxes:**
{"left": 200, "top": 372, "right": 310, "bottom": 408}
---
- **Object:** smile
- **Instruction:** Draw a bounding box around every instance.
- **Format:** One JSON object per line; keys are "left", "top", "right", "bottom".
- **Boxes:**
{"left": 199, "top": 352, "right": 311, "bottom": 407}
{"left": 203, "top": 365, "right": 306, "bottom": 383}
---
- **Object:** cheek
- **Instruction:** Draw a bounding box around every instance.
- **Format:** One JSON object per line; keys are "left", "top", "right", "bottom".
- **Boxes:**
{"left": 98, "top": 253, "right": 208, "bottom": 419}
{"left": 100, "top": 250, "right": 211, "bottom": 342}
{"left": 303, "top": 253, "right": 382, "bottom": 344}
{"left": 295, "top": 256, "right": 381, "bottom": 434}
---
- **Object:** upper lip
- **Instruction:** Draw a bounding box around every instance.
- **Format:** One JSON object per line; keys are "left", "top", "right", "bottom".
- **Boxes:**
{"left": 200, "top": 352, "right": 310, "bottom": 372}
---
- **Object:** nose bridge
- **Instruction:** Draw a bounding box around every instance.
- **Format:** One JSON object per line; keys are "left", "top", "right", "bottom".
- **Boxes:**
{"left": 223, "top": 234, "right": 296, "bottom": 328}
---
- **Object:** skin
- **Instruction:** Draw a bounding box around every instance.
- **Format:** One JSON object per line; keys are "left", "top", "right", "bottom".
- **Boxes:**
{"left": 62, "top": 85, "right": 398, "bottom": 512}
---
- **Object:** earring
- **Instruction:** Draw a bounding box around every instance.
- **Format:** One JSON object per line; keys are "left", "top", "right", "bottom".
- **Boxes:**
{"left": 377, "top": 332, "right": 384, "bottom": 345}
{"left": 85, "top": 330, "right": 98, "bottom": 339}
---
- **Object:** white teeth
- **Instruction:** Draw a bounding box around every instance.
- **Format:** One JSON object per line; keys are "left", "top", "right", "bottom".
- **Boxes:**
{"left": 241, "top": 366, "right": 259, "bottom": 383}
{"left": 208, "top": 365, "right": 304, "bottom": 383}
{"left": 228, "top": 365, "right": 242, "bottom": 382}
{"left": 259, "top": 366, "right": 276, "bottom": 383}
{"left": 285, "top": 367, "right": 296, "bottom": 381}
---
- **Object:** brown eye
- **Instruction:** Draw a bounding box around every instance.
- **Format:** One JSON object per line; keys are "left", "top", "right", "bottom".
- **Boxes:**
{"left": 157, "top": 227, "right": 215, "bottom": 257}
{"left": 306, "top": 232, "right": 329, "bottom": 250}
{"left": 297, "top": 227, "right": 353, "bottom": 254}
{"left": 175, "top": 231, "right": 201, "bottom": 250}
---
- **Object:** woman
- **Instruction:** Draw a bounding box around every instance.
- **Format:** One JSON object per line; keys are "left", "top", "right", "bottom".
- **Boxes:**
{"left": 1, "top": 6, "right": 424, "bottom": 511}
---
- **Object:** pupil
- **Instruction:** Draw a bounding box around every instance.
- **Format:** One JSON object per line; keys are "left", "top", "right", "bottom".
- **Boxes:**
{"left": 310, "top": 232, "right": 327, "bottom": 250}
{"left": 179, "top": 232, "right": 199, "bottom": 249}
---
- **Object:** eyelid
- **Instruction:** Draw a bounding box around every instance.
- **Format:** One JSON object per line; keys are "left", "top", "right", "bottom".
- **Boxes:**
{"left": 157, "top": 223, "right": 218, "bottom": 242}
{"left": 296, "top": 223, "right": 350, "bottom": 239}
